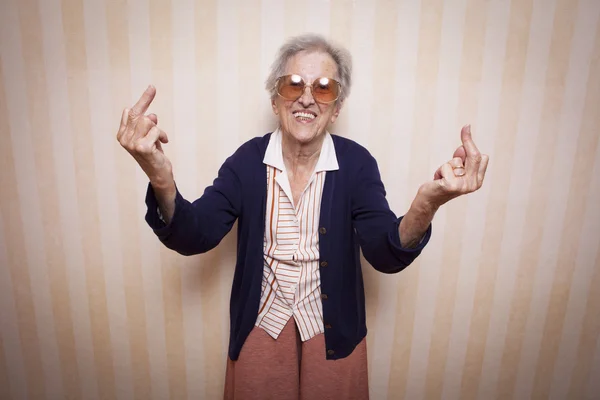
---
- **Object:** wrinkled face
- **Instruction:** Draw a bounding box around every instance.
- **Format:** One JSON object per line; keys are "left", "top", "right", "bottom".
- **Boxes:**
{"left": 271, "top": 51, "right": 342, "bottom": 145}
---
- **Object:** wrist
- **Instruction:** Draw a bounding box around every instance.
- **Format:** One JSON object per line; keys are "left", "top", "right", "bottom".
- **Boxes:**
{"left": 150, "top": 174, "right": 176, "bottom": 200}
{"left": 149, "top": 166, "right": 174, "bottom": 191}
{"left": 412, "top": 188, "right": 440, "bottom": 217}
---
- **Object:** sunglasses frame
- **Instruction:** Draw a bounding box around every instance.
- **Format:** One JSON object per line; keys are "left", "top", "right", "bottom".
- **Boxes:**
{"left": 275, "top": 74, "right": 342, "bottom": 104}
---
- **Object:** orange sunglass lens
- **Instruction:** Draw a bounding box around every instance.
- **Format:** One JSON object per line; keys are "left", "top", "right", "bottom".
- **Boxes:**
{"left": 277, "top": 75, "right": 304, "bottom": 100}
{"left": 312, "top": 77, "right": 339, "bottom": 103}
{"left": 276, "top": 75, "right": 339, "bottom": 103}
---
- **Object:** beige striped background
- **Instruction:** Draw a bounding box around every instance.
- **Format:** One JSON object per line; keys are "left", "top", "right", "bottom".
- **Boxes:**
{"left": 0, "top": 0, "right": 599, "bottom": 398}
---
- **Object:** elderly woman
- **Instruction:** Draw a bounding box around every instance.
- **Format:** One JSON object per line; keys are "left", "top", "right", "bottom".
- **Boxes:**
{"left": 117, "top": 34, "right": 488, "bottom": 400}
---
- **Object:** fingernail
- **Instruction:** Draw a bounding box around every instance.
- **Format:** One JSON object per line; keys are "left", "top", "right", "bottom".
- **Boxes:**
{"left": 467, "top": 124, "right": 471, "bottom": 134}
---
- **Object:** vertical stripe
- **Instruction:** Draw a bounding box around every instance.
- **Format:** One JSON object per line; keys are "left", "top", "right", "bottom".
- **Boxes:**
{"left": 385, "top": 3, "right": 423, "bottom": 396}
{"left": 422, "top": 0, "right": 470, "bottom": 398}
{"left": 106, "top": 0, "right": 154, "bottom": 396}
{"left": 171, "top": 0, "right": 205, "bottom": 398}
{"left": 1, "top": 0, "right": 65, "bottom": 397}
{"left": 306, "top": 0, "right": 330, "bottom": 36}
{"left": 527, "top": 2, "right": 600, "bottom": 398}
{"left": 329, "top": 0, "right": 352, "bottom": 47}
{"left": 346, "top": 0, "right": 375, "bottom": 146}
{"left": 328, "top": 0, "right": 352, "bottom": 137}
{"left": 495, "top": 0, "right": 579, "bottom": 398}
{"left": 566, "top": 180, "right": 600, "bottom": 398}
{"left": 126, "top": 0, "right": 171, "bottom": 398}
{"left": 586, "top": 334, "right": 600, "bottom": 399}
{"left": 259, "top": 0, "right": 284, "bottom": 130}
{"left": 0, "top": 333, "right": 9, "bottom": 400}
{"left": 365, "top": 1, "right": 404, "bottom": 398}
{"left": 402, "top": 0, "right": 445, "bottom": 398}
{"left": 551, "top": 39, "right": 600, "bottom": 395}
{"left": 369, "top": 0, "right": 401, "bottom": 167}
{"left": 475, "top": 0, "right": 556, "bottom": 397}
{"left": 147, "top": 0, "right": 189, "bottom": 398}
{"left": 440, "top": 0, "right": 488, "bottom": 398}
{"left": 460, "top": 0, "right": 531, "bottom": 397}
{"left": 238, "top": 0, "right": 263, "bottom": 144}
{"left": 17, "top": 0, "right": 81, "bottom": 397}
{"left": 367, "top": 0, "right": 401, "bottom": 397}
{"left": 216, "top": 0, "right": 242, "bottom": 367}
{"left": 0, "top": 213, "right": 28, "bottom": 400}
{"left": 61, "top": 0, "right": 118, "bottom": 397}
{"left": 284, "top": 0, "right": 307, "bottom": 38}
{"left": 38, "top": 0, "right": 100, "bottom": 396}
{"left": 194, "top": 6, "right": 222, "bottom": 393}
{"left": 81, "top": 0, "right": 137, "bottom": 397}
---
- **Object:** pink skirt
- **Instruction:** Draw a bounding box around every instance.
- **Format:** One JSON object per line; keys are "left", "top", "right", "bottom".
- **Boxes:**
{"left": 224, "top": 318, "right": 369, "bottom": 400}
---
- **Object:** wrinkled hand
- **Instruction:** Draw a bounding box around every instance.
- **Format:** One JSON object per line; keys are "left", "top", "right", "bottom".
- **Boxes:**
{"left": 116, "top": 86, "right": 173, "bottom": 184}
{"left": 419, "top": 125, "right": 489, "bottom": 209}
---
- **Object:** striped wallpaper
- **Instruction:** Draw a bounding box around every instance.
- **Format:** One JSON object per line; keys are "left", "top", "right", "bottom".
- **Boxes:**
{"left": 0, "top": 0, "right": 599, "bottom": 399}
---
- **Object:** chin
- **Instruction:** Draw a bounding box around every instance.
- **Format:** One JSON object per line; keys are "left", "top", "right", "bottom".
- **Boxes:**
{"left": 290, "top": 131, "right": 318, "bottom": 144}
{"left": 286, "top": 124, "right": 325, "bottom": 144}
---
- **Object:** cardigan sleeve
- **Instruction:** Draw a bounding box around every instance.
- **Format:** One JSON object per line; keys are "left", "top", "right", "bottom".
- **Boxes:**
{"left": 145, "top": 153, "right": 243, "bottom": 256}
{"left": 351, "top": 150, "right": 431, "bottom": 273}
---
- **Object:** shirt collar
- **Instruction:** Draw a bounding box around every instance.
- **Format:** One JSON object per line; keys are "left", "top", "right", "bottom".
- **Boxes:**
{"left": 263, "top": 128, "right": 339, "bottom": 173}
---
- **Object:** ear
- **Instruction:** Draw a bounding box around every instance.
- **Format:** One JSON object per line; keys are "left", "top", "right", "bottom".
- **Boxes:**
{"left": 271, "top": 98, "right": 279, "bottom": 115}
{"left": 330, "top": 101, "right": 343, "bottom": 123}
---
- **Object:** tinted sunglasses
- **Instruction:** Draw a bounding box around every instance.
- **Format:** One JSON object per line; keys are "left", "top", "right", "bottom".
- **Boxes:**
{"left": 275, "top": 74, "right": 341, "bottom": 104}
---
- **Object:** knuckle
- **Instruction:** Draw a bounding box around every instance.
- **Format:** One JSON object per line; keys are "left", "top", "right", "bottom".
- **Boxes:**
{"left": 135, "top": 142, "right": 150, "bottom": 154}
{"left": 473, "top": 154, "right": 483, "bottom": 164}
{"left": 124, "top": 142, "right": 135, "bottom": 152}
{"left": 128, "top": 109, "right": 139, "bottom": 120}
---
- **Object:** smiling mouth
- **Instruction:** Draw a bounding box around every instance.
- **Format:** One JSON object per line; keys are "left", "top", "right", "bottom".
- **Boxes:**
{"left": 292, "top": 111, "right": 317, "bottom": 122}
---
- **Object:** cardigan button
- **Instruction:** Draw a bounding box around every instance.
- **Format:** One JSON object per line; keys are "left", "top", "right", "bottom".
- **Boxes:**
{"left": 327, "top": 349, "right": 335, "bottom": 356}
{"left": 321, "top": 294, "right": 328, "bottom": 300}
{"left": 325, "top": 323, "right": 332, "bottom": 329}
{"left": 319, "top": 227, "right": 327, "bottom": 234}
{"left": 320, "top": 261, "right": 328, "bottom": 267}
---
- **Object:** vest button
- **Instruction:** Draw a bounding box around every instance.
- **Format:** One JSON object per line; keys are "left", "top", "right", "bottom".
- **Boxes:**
{"left": 327, "top": 349, "right": 335, "bottom": 356}
{"left": 319, "top": 227, "right": 327, "bottom": 234}
{"left": 320, "top": 261, "right": 328, "bottom": 267}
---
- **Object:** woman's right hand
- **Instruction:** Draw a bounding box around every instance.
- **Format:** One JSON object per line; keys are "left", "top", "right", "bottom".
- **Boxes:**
{"left": 117, "top": 85, "right": 174, "bottom": 189}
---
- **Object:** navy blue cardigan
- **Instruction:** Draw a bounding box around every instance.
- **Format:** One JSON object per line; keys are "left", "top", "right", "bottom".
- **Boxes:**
{"left": 145, "top": 133, "right": 431, "bottom": 360}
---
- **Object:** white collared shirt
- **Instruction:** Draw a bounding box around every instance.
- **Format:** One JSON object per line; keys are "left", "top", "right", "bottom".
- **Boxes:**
{"left": 255, "top": 128, "right": 339, "bottom": 341}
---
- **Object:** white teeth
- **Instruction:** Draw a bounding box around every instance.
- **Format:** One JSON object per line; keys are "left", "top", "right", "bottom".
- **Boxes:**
{"left": 293, "top": 112, "right": 316, "bottom": 120}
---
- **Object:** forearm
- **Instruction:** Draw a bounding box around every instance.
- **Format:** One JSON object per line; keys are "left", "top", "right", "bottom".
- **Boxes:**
{"left": 399, "top": 191, "right": 438, "bottom": 248}
{"left": 149, "top": 171, "right": 176, "bottom": 224}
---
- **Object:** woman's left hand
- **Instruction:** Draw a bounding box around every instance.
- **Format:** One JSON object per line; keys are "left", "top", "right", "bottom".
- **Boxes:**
{"left": 418, "top": 125, "right": 489, "bottom": 209}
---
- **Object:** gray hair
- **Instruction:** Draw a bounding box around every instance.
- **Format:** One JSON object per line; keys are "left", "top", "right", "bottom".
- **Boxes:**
{"left": 265, "top": 33, "right": 352, "bottom": 103}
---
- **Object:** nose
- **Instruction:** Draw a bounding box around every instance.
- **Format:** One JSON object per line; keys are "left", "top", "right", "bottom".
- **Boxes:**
{"left": 298, "top": 85, "right": 315, "bottom": 107}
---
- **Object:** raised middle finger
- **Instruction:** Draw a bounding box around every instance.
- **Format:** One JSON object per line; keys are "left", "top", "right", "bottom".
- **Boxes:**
{"left": 460, "top": 125, "right": 482, "bottom": 176}
{"left": 128, "top": 86, "right": 156, "bottom": 125}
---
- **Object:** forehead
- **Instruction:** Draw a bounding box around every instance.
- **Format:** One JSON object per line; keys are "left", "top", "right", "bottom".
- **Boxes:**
{"left": 284, "top": 50, "right": 338, "bottom": 80}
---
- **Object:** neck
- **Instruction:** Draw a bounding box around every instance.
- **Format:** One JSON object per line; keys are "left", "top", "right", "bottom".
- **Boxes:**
{"left": 280, "top": 130, "right": 326, "bottom": 177}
